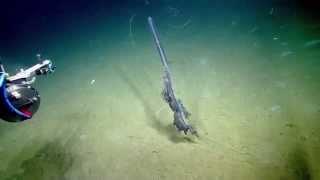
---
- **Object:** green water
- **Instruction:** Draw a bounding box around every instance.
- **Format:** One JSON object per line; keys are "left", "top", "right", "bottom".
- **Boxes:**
{"left": 0, "top": 1, "right": 319, "bottom": 179}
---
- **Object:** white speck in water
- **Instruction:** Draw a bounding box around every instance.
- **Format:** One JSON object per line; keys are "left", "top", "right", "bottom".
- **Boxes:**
{"left": 281, "top": 51, "right": 293, "bottom": 57}
{"left": 200, "top": 58, "right": 208, "bottom": 65}
{"left": 80, "top": 134, "right": 87, "bottom": 140}
{"left": 231, "top": 21, "right": 237, "bottom": 26}
{"left": 273, "top": 37, "right": 279, "bottom": 40}
{"left": 269, "top": 8, "right": 274, "bottom": 15}
{"left": 304, "top": 39, "right": 320, "bottom": 48}
{"left": 249, "top": 26, "right": 259, "bottom": 33}
{"left": 270, "top": 105, "right": 281, "bottom": 112}
{"left": 90, "top": 79, "right": 96, "bottom": 85}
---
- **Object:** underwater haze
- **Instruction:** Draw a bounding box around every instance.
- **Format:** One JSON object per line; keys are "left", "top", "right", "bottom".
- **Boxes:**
{"left": 0, "top": 0, "right": 320, "bottom": 179}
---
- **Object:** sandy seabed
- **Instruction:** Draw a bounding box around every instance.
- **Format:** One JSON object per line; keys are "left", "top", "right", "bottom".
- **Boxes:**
{"left": 0, "top": 12, "right": 319, "bottom": 180}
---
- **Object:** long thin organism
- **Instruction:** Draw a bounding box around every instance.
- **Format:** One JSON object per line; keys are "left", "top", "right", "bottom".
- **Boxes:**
{"left": 148, "top": 16, "right": 197, "bottom": 136}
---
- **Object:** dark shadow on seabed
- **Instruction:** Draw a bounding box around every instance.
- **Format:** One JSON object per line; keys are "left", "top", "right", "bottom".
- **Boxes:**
{"left": 114, "top": 65, "right": 195, "bottom": 143}
{"left": 0, "top": 106, "right": 95, "bottom": 180}
{"left": 286, "top": 145, "right": 313, "bottom": 180}
{"left": 0, "top": 140, "right": 74, "bottom": 180}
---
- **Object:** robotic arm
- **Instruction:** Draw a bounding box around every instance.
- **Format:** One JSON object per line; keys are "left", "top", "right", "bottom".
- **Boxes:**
{"left": 6, "top": 55, "right": 55, "bottom": 84}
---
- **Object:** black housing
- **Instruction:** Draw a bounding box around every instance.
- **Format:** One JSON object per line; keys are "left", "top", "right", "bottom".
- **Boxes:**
{"left": 0, "top": 84, "right": 40, "bottom": 122}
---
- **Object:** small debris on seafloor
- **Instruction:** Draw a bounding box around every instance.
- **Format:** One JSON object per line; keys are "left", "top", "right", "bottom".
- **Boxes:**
{"left": 249, "top": 26, "right": 259, "bottom": 33}
{"left": 285, "top": 123, "right": 295, "bottom": 128}
{"left": 280, "top": 51, "right": 294, "bottom": 57}
{"left": 90, "top": 79, "right": 96, "bottom": 85}
{"left": 304, "top": 39, "right": 320, "bottom": 48}
{"left": 152, "top": 150, "right": 159, "bottom": 154}
{"left": 270, "top": 105, "right": 281, "bottom": 112}
{"left": 273, "top": 37, "right": 279, "bottom": 40}
{"left": 269, "top": 8, "right": 274, "bottom": 15}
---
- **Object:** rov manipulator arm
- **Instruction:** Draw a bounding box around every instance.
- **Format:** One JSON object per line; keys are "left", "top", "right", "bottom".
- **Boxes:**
{"left": 148, "top": 16, "right": 197, "bottom": 136}
{"left": 6, "top": 55, "right": 56, "bottom": 85}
